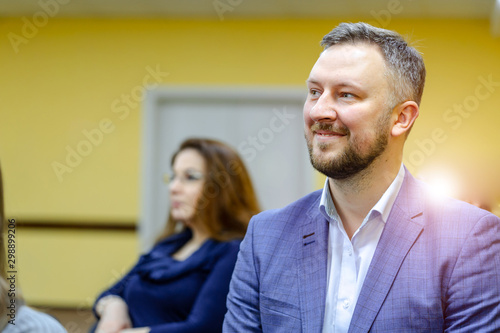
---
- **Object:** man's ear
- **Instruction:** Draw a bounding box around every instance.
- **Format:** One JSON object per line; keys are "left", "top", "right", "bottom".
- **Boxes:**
{"left": 391, "top": 101, "right": 419, "bottom": 137}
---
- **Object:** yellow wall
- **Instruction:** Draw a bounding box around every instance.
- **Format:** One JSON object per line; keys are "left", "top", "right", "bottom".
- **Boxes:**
{"left": 17, "top": 228, "right": 138, "bottom": 308}
{"left": 0, "top": 18, "right": 499, "bottom": 306}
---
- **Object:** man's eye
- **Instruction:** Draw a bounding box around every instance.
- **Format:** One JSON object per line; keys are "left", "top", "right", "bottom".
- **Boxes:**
{"left": 340, "top": 92, "right": 354, "bottom": 98}
{"left": 309, "top": 90, "right": 320, "bottom": 97}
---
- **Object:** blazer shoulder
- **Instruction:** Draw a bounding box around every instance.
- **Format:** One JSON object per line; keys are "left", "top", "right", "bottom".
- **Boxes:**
{"left": 250, "top": 189, "right": 323, "bottom": 228}
{"left": 407, "top": 175, "right": 499, "bottom": 230}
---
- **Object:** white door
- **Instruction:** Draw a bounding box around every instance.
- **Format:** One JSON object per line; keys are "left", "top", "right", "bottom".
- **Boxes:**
{"left": 140, "top": 86, "right": 315, "bottom": 251}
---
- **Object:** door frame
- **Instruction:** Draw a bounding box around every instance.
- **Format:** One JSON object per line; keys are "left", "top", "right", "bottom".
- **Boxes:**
{"left": 140, "top": 85, "right": 308, "bottom": 251}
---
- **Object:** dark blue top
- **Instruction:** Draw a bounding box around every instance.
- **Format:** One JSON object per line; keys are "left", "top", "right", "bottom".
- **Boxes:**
{"left": 93, "top": 230, "right": 241, "bottom": 333}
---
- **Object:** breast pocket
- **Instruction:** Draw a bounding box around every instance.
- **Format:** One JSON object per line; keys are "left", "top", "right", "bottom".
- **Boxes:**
{"left": 260, "top": 293, "right": 302, "bottom": 332}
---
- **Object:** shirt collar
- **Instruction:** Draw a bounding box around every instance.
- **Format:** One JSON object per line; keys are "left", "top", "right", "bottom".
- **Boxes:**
{"left": 319, "top": 164, "right": 405, "bottom": 224}
{"left": 319, "top": 180, "right": 339, "bottom": 221}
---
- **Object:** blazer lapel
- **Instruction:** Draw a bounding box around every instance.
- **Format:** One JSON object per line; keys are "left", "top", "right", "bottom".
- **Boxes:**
{"left": 348, "top": 171, "right": 425, "bottom": 333}
{"left": 298, "top": 196, "right": 329, "bottom": 332}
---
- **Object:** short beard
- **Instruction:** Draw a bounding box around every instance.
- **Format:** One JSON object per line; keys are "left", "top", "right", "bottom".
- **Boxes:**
{"left": 306, "top": 113, "right": 391, "bottom": 180}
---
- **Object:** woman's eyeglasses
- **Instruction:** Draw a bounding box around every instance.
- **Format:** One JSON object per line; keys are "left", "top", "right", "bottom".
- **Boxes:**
{"left": 164, "top": 170, "right": 204, "bottom": 184}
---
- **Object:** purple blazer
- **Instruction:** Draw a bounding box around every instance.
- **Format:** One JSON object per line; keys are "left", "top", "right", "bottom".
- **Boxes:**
{"left": 223, "top": 170, "right": 500, "bottom": 332}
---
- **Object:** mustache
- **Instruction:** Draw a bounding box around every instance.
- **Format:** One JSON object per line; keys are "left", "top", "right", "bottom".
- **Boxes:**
{"left": 310, "top": 122, "right": 349, "bottom": 135}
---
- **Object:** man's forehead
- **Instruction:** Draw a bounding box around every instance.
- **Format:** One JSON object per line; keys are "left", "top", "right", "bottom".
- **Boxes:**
{"left": 321, "top": 41, "right": 384, "bottom": 54}
{"left": 306, "top": 43, "right": 390, "bottom": 93}
{"left": 309, "top": 43, "right": 386, "bottom": 74}
{"left": 319, "top": 42, "right": 384, "bottom": 63}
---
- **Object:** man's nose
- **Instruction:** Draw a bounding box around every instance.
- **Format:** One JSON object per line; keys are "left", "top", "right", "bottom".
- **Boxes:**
{"left": 309, "top": 94, "right": 338, "bottom": 122}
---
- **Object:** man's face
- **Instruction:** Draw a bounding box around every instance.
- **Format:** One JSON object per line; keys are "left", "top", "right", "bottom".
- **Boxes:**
{"left": 303, "top": 43, "right": 394, "bottom": 179}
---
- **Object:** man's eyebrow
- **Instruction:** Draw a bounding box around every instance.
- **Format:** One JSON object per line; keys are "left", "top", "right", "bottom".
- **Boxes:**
{"left": 306, "top": 79, "right": 361, "bottom": 90}
{"left": 337, "top": 82, "right": 360, "bottom": 88}
{"left": 306, "top": 78, "right": 319, "bottom": 84}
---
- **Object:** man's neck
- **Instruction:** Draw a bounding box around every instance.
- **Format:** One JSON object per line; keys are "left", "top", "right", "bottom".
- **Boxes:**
{"left": 328, "top": 160, "right": 401, "bottom": 239}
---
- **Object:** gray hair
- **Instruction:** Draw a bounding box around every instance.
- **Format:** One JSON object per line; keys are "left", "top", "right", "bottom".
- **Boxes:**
{"left": 321, "top": 22, "right": 426, "bottom": 107}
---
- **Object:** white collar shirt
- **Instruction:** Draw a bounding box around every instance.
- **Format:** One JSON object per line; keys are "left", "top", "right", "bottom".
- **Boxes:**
{"left": 320, "top": 164, "right": 405, "bottom": 333}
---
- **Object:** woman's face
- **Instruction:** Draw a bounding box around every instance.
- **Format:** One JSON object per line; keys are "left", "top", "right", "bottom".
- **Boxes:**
{"left": 169, "top": 148, "right": 207, "bottom": 224}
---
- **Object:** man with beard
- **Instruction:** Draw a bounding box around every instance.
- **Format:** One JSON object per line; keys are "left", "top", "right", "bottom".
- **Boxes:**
{"left": 223, "top": 22, "right": 500, "bottom": 332}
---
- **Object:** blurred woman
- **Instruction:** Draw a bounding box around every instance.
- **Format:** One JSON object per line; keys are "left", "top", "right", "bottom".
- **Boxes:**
{"left": 92, "top": 138, "right": 260, "bottom": 333}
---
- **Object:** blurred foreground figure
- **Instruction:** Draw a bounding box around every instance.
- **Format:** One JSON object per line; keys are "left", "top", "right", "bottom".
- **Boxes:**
{"left": 0, "top": 164, "right": 67, "bottom": 332}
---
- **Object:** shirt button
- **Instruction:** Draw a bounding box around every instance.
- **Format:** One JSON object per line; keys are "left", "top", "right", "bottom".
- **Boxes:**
{"left": 343, "top": 300, "right": 350, "bottom": 309}
{"left": 346, "top": 248, "right": 353, "bottom": 256}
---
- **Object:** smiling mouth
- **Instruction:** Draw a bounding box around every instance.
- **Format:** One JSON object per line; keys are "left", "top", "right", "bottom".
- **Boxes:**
{"left": 315, "top": 131, "right": 344, "bottom": 137}
{"left": 310, "top": 123, "right": 348, "bottom": 138}
{"left": 313, "top": 129, "right": 348, "bottom": 141}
